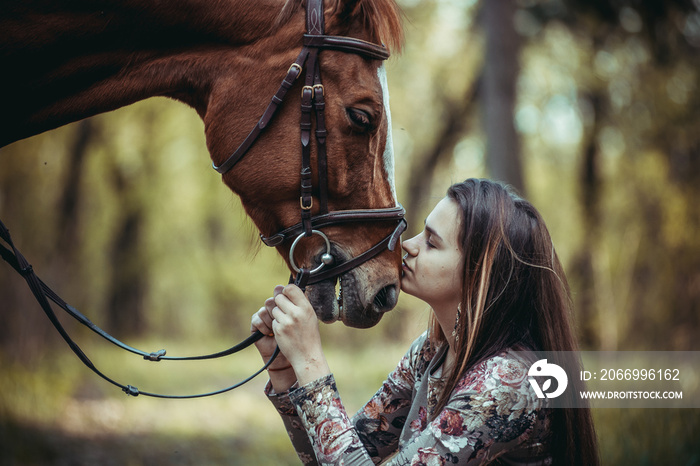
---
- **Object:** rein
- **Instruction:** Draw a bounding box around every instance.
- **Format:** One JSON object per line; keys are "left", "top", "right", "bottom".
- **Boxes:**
{"left": 0, "top": 219, "right": 276, "bottom": 398}
{"left": 0, "top": 0, "right": 405, "bottom": 398}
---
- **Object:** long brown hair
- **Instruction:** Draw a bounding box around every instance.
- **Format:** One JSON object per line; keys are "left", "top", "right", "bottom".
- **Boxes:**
{"left": 429, "top": 179, "right": 599, "bottom": 466}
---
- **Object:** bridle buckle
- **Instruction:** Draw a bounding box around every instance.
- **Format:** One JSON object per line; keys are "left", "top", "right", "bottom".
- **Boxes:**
{"left": 288, "top": 63, "right": 302, "bottom": 74}
{"left": 300, "top": 197, "right": 313, "bottom": 210}
{"left": 302, "top": 85, "right": 315, "bottom": 99}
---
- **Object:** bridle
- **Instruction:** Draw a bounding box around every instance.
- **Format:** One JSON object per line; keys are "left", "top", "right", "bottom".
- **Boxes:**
{"left": 0, "top": 0, "right": 405, "bottom": 399}
{"left": 213, "top": 0, "right": 406, "bottom": 291}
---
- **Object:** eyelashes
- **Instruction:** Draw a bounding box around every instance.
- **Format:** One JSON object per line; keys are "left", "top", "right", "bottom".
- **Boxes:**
{"left": 425, "top": 233, "right": 435, "bottom": 249}
{"left": 346, "top": 108, "right": 375, "bottom": 131}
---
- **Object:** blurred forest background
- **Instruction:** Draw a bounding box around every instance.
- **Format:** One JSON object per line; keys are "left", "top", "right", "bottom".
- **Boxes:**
{"left": 1, "top": 0, "right": 699, "bottom": 464}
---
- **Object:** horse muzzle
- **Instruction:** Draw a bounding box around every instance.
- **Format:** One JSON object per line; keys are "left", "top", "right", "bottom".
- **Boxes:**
{"left": 305, "top": 245, "right": 400, "bottom": 328}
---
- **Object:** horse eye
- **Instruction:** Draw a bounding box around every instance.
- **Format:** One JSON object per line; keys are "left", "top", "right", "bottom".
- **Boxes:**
{"left": 347, "top": 108, "right": 373, "bottom": 130}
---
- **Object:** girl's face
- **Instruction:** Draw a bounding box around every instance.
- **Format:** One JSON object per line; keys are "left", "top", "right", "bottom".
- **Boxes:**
{"left": 401, "top": 197, "right": 463, "bottom": 312}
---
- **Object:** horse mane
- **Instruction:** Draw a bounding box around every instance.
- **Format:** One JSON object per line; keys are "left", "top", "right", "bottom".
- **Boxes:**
{"left": 275, "top": 0, "right": 404, "bottom": 54}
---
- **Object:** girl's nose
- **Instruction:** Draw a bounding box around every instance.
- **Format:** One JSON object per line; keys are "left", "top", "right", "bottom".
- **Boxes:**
{"left": 402, "top": 235, "right": 419, "bottom": 256}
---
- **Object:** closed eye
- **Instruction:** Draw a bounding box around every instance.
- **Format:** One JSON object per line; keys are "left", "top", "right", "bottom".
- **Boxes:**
{"left": 347, "top": 108, "right": 374, "bottom": 131}
{"left": 423, "top": 224, "right": 443, "bottom": 250}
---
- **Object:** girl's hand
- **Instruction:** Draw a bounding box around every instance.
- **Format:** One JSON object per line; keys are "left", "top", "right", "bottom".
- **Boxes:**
{"left": 270, "top": 284, "right": 331, "bottom": 386}
{"left": 251, "top": 285, "right": 296, "bottom": 392}
{"left": 250, "top": 285, "right": 288, "bottom": 366}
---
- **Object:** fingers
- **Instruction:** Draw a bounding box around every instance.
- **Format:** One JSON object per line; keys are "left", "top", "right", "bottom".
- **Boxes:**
{"left": 251, "top": 285, "right": 284, "bottom": 336}
{"left": 264, "top": 296, "right": 276, "bottom": 314}
{"left": 264, "top": 285, "right": 286, "bottom": 312}
{"left": 252, "top": 284, "right": 307, "bottom": 337}
{"left": 259, "top": 307, "right": 275, "bottom": 335}
{"left": 271, "top": 284, "right": 317, "bottom": 332}
{"left": 273, "top": 284, "right": 307, "bottom": 312}
{"left": 282, "top": 284, "right": 306, "bottom": 305}
{"left": 251, "top": 307, "right": 274, "bottom": 336}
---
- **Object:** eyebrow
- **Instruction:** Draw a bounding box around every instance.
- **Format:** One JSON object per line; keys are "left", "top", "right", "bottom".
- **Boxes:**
{"left": 424, "top": 221, "right": 444, "bottom": 244}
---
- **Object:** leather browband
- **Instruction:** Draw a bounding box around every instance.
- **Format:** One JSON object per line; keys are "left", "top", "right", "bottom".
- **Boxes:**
{"left": 302, "top": 35, "right": 390, "bottom": 60}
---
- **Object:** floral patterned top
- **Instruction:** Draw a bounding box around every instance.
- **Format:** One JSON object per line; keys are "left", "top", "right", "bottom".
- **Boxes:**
{"left": 266, "top": 332, "right": 551, "bottom": 465}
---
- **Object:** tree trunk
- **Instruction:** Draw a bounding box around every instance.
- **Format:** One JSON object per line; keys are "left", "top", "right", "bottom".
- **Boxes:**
{"left": 482, "top": 0, "right": 525, "bottom": 195}
{"left": 570, "top": 92, "right": 604, "bottom": 349}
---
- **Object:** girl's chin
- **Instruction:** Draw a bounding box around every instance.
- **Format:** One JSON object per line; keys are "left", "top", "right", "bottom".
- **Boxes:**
{"left": 399, "top": 279, "right": 413, "bottom": 296}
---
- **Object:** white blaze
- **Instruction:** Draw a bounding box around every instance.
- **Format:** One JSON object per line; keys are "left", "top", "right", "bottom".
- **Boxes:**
{"left": 377, "top": 65, "right": 398, "bottom": 205}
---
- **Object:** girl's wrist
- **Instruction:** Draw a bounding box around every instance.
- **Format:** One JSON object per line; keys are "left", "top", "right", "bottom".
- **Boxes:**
{"left": 268, "top": 366, "right": 298, "bottom": 393}
{"left": 293, "top": 354, "right": 331, "bottom": 387}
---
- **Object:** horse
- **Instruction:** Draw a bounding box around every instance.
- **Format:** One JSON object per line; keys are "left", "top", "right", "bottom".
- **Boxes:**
{"left": 0, "top": 0, "right": 405, "bottom": 330}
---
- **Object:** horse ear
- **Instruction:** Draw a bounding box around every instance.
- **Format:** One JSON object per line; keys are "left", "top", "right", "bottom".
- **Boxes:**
{"left": 324, "top": 0, "right": 361, "bottom": 35}
{"left": 335, "top": 0, "right": 362, "bottom": 17}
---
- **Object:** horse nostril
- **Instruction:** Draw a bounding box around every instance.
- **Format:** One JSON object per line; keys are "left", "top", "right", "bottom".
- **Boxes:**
{"left": 373, "top": 284, "right": 398, "bottom": 312}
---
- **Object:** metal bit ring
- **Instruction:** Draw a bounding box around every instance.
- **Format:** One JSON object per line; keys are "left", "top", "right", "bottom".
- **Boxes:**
{"left": 289, "top": 230, "right": 333, "bottom": 274}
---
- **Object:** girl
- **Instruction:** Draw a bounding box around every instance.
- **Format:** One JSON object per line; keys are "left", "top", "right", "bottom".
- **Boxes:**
{"left": 251, "top": 178, "right": 599, "bottom": 465}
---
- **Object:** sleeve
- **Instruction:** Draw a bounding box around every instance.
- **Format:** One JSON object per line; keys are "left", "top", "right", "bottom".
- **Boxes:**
{"left": 266, "top": 381, "right": 319, "bottom": 465}
{"left": 349, "top": 335, "right": 427, "bottom": 460}
{"left": 286, "top": 335, "right": 435, "bottom": 465}
{"left": 288, "top": 351, "right": 548, "bottom": 466}
{"left": 385, "top": 354, "right": 549, "bottom": 466}
{"left": 265, "top": 334, "right": 428, "bottom": 465}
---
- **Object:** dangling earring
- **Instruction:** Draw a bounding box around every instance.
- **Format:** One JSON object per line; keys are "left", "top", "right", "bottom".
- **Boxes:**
{"left": 452, "top": 303, "right": 462, "bottom": 346}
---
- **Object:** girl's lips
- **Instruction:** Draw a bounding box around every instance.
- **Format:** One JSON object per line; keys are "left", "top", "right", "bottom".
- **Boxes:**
{"left": 402, "top": 260, "right": 412, "bottom": 273}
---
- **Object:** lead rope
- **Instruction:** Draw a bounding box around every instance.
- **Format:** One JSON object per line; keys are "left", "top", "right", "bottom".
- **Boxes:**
{"left": 0, "top": 217, "right": 279, "bottom": 398}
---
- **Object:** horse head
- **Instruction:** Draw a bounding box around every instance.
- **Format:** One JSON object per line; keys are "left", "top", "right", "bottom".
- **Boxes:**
{"left": 205, "top": 0, "right": 405, "bottom": 328}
